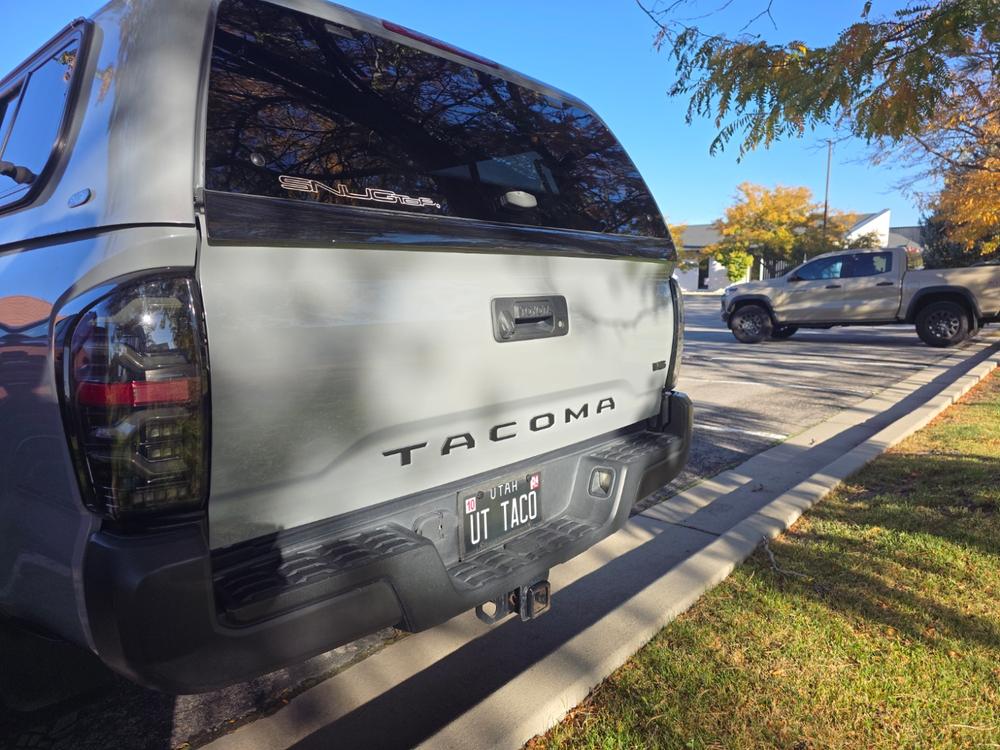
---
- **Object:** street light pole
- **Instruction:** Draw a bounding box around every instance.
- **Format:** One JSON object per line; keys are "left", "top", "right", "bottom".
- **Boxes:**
{"left": 821, "top": 139, "right": 833, "bottom": 248}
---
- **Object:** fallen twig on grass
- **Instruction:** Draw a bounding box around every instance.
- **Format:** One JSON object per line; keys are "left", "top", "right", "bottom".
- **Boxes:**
{"left": 762, "top": 537, "right": 810, "bottom": 581}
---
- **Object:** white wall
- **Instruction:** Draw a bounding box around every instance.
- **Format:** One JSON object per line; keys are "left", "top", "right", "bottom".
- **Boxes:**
{"left": 673, "top": 265, "right": 701, "bottom": 291}
{"left": 673, "top": 258, "right": 743, "bottom": 292}
{"left": 848, "top": 209, "right": 891, "bottom": 247}
{"left": 707, "top": 258, "right": 737, "bottom": 289}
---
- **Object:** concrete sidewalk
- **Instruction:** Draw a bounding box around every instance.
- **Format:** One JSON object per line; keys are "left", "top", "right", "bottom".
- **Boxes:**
{"left": 204, "top": 334, "right": 1000, "bottom": 750}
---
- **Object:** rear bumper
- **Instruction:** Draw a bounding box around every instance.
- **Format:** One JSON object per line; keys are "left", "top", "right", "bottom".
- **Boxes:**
{"left": 83, "top": 391, "right": 693, "bottom": 693}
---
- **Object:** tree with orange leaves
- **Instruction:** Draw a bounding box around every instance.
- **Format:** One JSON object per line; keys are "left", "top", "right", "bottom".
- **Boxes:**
{"left": 708, "top": 182, "right": 873, "bottom": 281}
{"left": 920, "top": 102, "right": 1000, "bottom": 253}
{"left": 640, "top": 0, "right": 999, "bottom": 256}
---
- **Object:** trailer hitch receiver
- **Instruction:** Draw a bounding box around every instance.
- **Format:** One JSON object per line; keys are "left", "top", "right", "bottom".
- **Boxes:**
{"left": 475, "top": 579, "right": 551, "bottom": 625}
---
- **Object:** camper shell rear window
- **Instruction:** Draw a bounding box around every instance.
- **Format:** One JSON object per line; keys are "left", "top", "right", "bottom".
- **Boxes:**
{"left": 205, "top": 0, "right": 668, "bottom": 239}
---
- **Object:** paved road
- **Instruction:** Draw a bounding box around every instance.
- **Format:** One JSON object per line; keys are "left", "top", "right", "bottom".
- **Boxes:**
{"left": 642, "top": 295, "right": 961, "bottom": 511}
{"left": 0, "top": 296, "right": 970, "bottom": 750}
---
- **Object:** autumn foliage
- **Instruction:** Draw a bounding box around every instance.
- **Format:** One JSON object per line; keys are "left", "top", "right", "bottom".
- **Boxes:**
{"left": 708, "top": 183, "right": 874, "bottom": 281}
{"left": 642, "top": 0, "right": 999, "bottom": 257}
{"left": 918, "top": 87, "right": 1000, "bottom": 253}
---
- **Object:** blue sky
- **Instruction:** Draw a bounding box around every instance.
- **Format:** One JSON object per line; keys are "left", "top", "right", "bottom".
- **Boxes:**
{"left": 3, "top": 0, "right": 931, "bottom": 227}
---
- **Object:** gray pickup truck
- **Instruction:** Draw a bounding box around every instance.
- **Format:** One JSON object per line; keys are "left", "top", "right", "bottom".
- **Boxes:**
{"left": 722, "top": 247, "right": 1000, "bottom": 347}
{"left": 0, "top": 0, "right": 691, "bottom": 700}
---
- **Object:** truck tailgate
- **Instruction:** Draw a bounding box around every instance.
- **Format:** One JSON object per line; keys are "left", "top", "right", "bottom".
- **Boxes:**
{"left": 200, "top": 236, "right": 674, "bottom": 548}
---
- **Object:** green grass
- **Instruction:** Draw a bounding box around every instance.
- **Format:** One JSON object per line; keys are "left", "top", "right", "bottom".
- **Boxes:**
{"left": 533, "top": 373, "right": 1000, "bottom": 750}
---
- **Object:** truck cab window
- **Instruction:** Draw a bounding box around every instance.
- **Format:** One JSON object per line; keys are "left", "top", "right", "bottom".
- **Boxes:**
{"left": 0, "top": 42, "right": 79, "bottom": 204}
{"left": 844, "top": 252, "right": 893, "bottom": 277}
{"left": 797, "top": 256, "right": 844, "bottom": 280}
{"left": 0, "top": 86, "right": 21, "bottom": 154}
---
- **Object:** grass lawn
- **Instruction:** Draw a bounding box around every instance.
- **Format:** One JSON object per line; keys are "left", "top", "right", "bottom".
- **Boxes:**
{"left": 533, "top": 372, "right": 1000, "bottom": 750}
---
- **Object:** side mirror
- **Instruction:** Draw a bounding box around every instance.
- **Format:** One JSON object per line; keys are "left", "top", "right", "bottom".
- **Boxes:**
{"left": 788, "top": 274, "right": 803, "bottom": 282}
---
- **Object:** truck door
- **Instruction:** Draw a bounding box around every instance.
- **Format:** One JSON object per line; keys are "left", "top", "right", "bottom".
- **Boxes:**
{"left": 835, "top": 251, "right": 901, "bottom": 321}
{"left": 777, "top": 254, "right": 848, "bottom": 322}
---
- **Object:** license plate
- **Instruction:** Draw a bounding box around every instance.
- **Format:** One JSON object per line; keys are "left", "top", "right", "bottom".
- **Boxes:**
{"left": 459, "top": 471, "right": 543, "bottom": 556}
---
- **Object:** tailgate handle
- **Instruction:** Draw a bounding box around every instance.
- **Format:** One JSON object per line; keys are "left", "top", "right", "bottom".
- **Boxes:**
{"left": 514, "top": 309, "right": 553, "bottom": 326}
{"left": 492, "top": 296, "right": 569, "bottom": 343}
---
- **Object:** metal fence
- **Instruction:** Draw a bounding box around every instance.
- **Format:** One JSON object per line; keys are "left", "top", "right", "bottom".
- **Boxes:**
{"left": 762, "top": 259, "right": 795, "bottom": 279}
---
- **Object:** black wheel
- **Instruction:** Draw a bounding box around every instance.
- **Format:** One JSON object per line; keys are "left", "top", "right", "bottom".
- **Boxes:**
{"left": 771, "top": 325, "right": 798, "bottom": 340}
{"left": 915, "top": 301, "right": 969, "bottom": 347}
{"left": 730, "top": 304, "right": 773, "bottom": 343}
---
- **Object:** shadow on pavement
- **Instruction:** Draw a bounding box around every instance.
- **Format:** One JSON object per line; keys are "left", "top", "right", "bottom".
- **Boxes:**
{"left": 280, "top": 341, "right": 1000, "bottom": 749}
{"left": 286, "top": 520, "right": 719, "bottom": 750}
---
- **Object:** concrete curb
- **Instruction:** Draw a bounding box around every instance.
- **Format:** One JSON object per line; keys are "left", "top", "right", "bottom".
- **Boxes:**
{"left": 737, "top": 355, "right": 1000, "bottom": 546}
{"left": 680, "top": 290, "right": 724, "bottom": 297}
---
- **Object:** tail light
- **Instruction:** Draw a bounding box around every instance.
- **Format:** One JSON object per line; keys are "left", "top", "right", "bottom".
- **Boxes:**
{"left": 665, "top": 277, "right": 684, "bottom": 390}
{"left": 64, "top": 276, "right": 209, "bottom": 521}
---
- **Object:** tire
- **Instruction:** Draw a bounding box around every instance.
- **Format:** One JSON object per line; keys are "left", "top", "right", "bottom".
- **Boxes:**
{"left": 969, "top": 316, "right": 981, "bottom": 338}
{"left": 915, "top": 300, "right": 970, "bottom": 347}
{"left": 730, "top": 304, "right": 773, "bottom": 343}
{"left": 771, "top": 325, "right": 798, "bottom": 340}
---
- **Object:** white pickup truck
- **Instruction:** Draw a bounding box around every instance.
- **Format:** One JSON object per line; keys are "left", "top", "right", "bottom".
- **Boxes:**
{"left": 721, "top": 247, "right": 1000, "bottom": 347}
{"left": 0, "top": 0, "right": 691, "bottom": 702}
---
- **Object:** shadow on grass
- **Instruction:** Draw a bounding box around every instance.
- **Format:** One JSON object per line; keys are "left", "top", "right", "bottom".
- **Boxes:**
{"left": 758, "top": 447, "right": 1000, "bottom": 646}
{"left": 538, "top": 443, "right": 1000, "bottom": 749}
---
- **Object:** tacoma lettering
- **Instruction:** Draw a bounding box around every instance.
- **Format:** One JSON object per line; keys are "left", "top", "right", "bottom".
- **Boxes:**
{"left": 442, "top": 433, "right": 475, "bottom": 455}
{"left": 490, "top": 422, "right": 517, "bottom": 442}
{"left": 382, "top": 397, "right": 617, "bottom": 466}
{"left": 381, "top": 442, "right": 428, "bottom": 467}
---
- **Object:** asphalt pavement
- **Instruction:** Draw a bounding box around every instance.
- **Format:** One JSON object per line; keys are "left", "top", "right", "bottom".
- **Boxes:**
{"left": 0, "top": 295, "right": 973, "bottom": 750}
{"left": 637, "top": 295, "right": 961, "bottom": 511}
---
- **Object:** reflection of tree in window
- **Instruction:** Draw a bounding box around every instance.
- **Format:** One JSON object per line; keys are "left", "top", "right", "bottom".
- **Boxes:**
{"left": 205, "top": 0, "right": 666, "bottom": 238}
{"left": 58, "top": 50, "right": 77, "bottom": 82}
{"left": 846, "top": 252, "right": 892, "bottom": 277}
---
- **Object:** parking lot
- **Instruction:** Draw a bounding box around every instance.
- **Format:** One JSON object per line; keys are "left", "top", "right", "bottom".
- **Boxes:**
{"left": 0, "top": 295, "right": 980, "bottom": 750}
{"left": 656, "top": 295, "right": 965, "bottom": 510}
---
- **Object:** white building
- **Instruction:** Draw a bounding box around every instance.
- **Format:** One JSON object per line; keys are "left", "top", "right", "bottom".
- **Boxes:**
{"left": 848, "top": 209, "right": 892, "bottom": 246}
{"left": 672, "top": 209, "right": 923, "bottom": 292}
{"left": 671, "top": 224, "right": 744, "bottom": 292}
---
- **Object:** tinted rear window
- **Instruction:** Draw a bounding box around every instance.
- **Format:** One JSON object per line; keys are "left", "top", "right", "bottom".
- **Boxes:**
{"left": 206, "top": 0, "right": 667, "bottom": 238}
{"left": 845, "top": 252, "right": 892, "bottom": 277}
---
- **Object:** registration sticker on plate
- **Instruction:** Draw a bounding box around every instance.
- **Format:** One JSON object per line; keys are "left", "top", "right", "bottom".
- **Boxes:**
{"left": 460, "top": 472, "right": 543, "bottom": 556}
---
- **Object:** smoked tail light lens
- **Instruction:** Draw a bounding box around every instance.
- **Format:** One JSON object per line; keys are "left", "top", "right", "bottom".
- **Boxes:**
{"left": 64, "top": 277, "right": 209, "bottom": 521}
